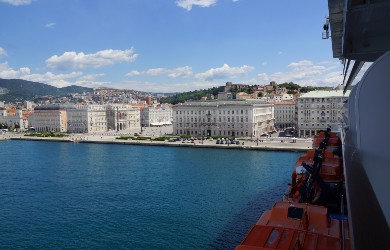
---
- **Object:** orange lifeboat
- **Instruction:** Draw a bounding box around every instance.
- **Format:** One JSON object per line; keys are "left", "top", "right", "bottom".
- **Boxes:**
{"left": 285, "top": 148, "right": 344, "bottom": 210}
{"left": 236, "top": 201, "right": 350, "bottom": 250}
{"left": 312, "top": 131, "right": 341, "bottom": 150}
{"left": 293, "top": 149, "right": 343, "bottom": 183}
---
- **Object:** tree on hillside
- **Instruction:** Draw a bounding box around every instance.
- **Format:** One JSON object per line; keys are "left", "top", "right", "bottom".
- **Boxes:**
{"left": 257, "top": 92, "right": 263, "bottom": 97}
{"left": 158, "top": 86, "right": 224, "bottom": 104}
{"left": 279, "top": 82, "right": 301, "bottom": 90}
{"left": 245, "top": 87, "right": 254, "bottom": 94}
{"left": 300, "top": 86, "right": 318, "bottom": 93}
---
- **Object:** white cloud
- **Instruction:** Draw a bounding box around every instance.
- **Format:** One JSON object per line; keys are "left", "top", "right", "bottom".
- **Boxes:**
{"left": 0, "top": 0, "right": 32, "bottom": 5}
{"left": 0, "top": 61, "right": 83, "bottom": 88}
{"left": 78, "top": 73, "right": 105, "bottom": 81}
{"left": 232, "top": 0, "right": 239, "bottom": 2}
{"left": 0, "top": 47, "right": 6, "bottom": 56}
{"left": 261, "top": 61, "right": 267, "bottom": 66}
{"left": 256, "top": 60, "right": 345, "bottom": 87}
{"left": 45, "top": 22, "right": 56, "bottom": 28}
{"left": 46, "top": 47, "right": 138, "bottom": 70}
{"left": 121, "top": 79, "right": 218, "bottom": 93}
{"left": 176, "top": 0, "right": 217, "bottom": 11}
{"left": 0, "top": 62, "right": 29, "bottom": 78}
{"left": 126, "top": 70, "right": 142, "bottom": 76}
{"left": 73, "top": 74, "right": 107, "bottom": 88}
{"left": 22, "top": 72, "right": 83, "bottom": 88}
{"left": 195, "top": 64, "right": 254, "bottom": 81}
{"left": 126, "top": 66, "right": 193, "bottom": 78}
{"left": 19, "top": 67, "right": 30, "bottom": 75}
{"left": 146, "top": 68, "right": 167, "bottom": 76}
{"left": 167, "top": 66, "right": 192, "bottom": 78}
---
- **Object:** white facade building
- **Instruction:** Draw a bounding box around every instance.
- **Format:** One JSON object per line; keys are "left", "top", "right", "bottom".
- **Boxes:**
{"left": 173, "top": 100, "right": 274, "bottom": 138}
{"left": 30, "top": 104, "right": 141, "bottom": 134}
{"left": 141, "top": 105, "right": 173, "bottom": 127}
{"left": 106, "top": 104, "right": 141, "bottom": 132}
{"left": 67, "top": 105, "right": 108, "bottom": 133}
{"left": 0, "top": 108, "right": 27, "bottom": 131}
{"left": 272, "top": 101, "right": 296, "bottom": 129}
{"left": 297, "top": 90, "right": 350, "bottom": 137}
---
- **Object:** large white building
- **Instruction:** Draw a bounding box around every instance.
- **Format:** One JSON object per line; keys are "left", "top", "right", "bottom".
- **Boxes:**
{"left": 141, "top": 105, "right": 173, "bottom": 127}
{"left": 30, "top": 104, "right": 141, "bottom": 133}
{"left": 272, "top": 101, "right": 296, "bottom": 129}
{"left": 0, "top": 108, "right": 28, "bottom": 131}
{"left": 297, "top": 90, "right": 350, "bottom": 137}
{"left": 173, "top": 100, "right": 274, "bottom": 138}
{"left": 106, "top": 104, "right": 141, "bottom": 132}
{"left": 67, "top": 105, "right": 108, "bottom": 133}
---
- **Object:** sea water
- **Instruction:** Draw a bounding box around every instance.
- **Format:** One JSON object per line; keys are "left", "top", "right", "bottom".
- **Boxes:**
{"left": 0, "top": 140, "right": 301, "bottom": 249}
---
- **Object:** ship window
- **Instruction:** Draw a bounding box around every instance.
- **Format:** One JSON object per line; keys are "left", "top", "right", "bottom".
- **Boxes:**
{"left": 288, "top": 207, "right": 304, "bottom": 219}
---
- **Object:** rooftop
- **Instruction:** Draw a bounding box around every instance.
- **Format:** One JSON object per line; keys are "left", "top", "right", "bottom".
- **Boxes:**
{"left": 299, "top": 90, "right": 351, "bottom": 98}
{"left": 175, "top": 99, "right": 270, "bottom": 107}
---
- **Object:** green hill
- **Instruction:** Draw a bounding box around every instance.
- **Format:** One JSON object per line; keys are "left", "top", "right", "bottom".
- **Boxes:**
{"left": 0, "top": 78, "right": 93, "bottom": 102}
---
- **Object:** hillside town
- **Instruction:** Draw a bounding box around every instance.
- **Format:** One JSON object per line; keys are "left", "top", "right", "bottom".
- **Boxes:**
{"left": 0, "top": 81, "right": 348, "bottom": 138}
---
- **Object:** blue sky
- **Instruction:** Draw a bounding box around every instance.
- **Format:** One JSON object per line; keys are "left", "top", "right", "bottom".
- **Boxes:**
{"left": 0, "top": 0, "right": 347, "bottom": 92}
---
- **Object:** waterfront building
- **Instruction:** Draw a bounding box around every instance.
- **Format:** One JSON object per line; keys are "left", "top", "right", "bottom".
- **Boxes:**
{"left": 141, "top": 105, "right": 173, "bottom": 127}
{"left": 271, "top": 101, "right": 296, "bottom": 129}
{"left": 297, "top": 90, "right": 350, "bottom": 137}
{"left": 67, "top": 105, "right": 108, "bottom": 133}
{"left": 29, "top": 105, "right": 68, "bottom": 132}
{"left": 106, "top": 104, "right": 141, "bottom": 132}
{"left": 0, "top": 107, "right": 28, "bottom": 131}
{"left": 173, "top": 100, "right": 274, "bottom": 138}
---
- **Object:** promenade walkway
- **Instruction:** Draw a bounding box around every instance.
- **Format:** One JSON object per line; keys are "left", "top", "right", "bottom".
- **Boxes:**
{"left": 2, "top": 132, "right": 312, "bottom": 152}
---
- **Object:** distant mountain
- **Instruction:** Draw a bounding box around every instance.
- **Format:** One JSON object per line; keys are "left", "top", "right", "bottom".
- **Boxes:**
{"left": 0, "top": 79, "right": 93, "bottom": 102}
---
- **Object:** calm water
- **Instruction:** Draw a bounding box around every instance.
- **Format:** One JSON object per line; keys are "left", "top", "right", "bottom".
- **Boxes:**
{"left": 0, "top": 140, "right": 301, "bottom": 249}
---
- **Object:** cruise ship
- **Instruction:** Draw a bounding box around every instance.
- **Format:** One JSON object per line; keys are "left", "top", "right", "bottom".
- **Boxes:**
{"left": 237, "top": 0, "right": 390, "bottom": 249}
